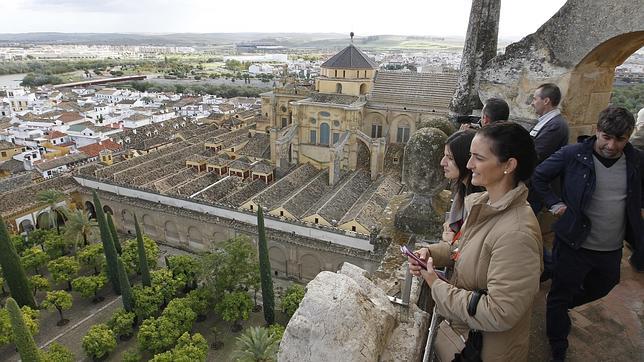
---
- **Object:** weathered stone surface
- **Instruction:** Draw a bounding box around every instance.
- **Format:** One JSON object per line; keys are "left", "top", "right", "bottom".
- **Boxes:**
{"left": 395, "top": 128, "right": 449, "bottom": 237}
{"left": 479, "top": 0, "right": 644, "bottom": 137}
{"left": 278, "top": 263, "right": 398, "bottom": 362}
{"left": 381, "top": 302, "right": 430, "bottom": 362}
{"left": 449, "top": 0, "right": 501, "bottom": 116}
{"left": 417, "top": 116, "right": 456, "bottom": 137}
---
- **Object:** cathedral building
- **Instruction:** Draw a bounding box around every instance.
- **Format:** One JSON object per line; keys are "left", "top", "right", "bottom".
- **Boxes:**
{"left": 261, "top": 42, "right": 458, "bottom": 185}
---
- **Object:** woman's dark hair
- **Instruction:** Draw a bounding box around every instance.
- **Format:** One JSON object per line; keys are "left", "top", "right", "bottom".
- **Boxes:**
{"left": 477, "top": 122, "right": 537, "bottom": 184}
{"left": 445, "top": 129, "right": 482, "bottom": 195}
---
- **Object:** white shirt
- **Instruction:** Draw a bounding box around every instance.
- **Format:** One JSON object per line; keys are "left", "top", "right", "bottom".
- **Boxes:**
{"left": 530, "top": 108, "right": 561, "bottom": 137}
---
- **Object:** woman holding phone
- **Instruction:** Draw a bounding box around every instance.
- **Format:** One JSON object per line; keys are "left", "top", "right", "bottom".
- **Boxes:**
{"left": 409, "top": 122, "right": 542, "bottom": 361}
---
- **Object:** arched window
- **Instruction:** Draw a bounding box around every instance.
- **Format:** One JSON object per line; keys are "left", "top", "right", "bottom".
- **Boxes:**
{"left": 396, "top": 120, "right": 411, "bottom": 143}
{"left": 360, "top": 83, "right": 367, "bottom": 95}
{"left": 320, "top": 123, "right": 330, "bottom": 146}
{"left": 336, "top": 83, "right": 342, "bottom": 94}
{"left": 371, "top": 120, "right": 382, "bottom": 138}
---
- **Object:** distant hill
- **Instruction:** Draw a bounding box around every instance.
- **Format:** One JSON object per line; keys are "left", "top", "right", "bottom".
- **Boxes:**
{"left": 0, "top": 32, "right": 466, "bottom": 50}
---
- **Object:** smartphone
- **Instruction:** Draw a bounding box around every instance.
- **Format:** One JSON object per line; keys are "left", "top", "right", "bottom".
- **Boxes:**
{"left": 400, "top": 245, "right": 449, "bottom": 282}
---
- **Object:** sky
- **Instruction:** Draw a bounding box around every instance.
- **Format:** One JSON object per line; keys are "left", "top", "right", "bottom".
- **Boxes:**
{"left": 2, "top": 0, "right": 568, "bottom": 40}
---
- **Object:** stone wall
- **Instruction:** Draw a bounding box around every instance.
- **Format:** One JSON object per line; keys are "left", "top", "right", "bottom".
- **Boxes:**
{"left": 479, "top": 0, "right": 644, "bottom": 139}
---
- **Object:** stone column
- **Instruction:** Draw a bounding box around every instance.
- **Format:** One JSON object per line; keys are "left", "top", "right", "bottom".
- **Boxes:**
{"left": 449, "top": 0, "right": 501, "bottom": 116}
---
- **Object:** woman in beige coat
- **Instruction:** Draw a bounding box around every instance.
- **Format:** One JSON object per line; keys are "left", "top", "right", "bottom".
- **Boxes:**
{"left": 409, "top": 122, "right": 543, "bottom": 361}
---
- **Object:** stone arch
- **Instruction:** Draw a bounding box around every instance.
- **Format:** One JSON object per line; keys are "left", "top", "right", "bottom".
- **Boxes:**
{"left": 356, "top": 139, "right": 371, "bottom": 170}
{"left": 36, "top": 212, "right": 50, "bottom": 229}
{"left": 391, "top": 115, "right": 413, "bottom": 144}
{"left": 19, "top": 219, "right": 34, "bottom": 233}
{"left": 187, "top": 226, "right": 203, "bottom": 248}
{"left": 121, "top": 209, "right": 135, "bottom": 228}
{"left": 142, "top": 214, "right": 157, "bottom": 237}
{"left": 164, "top": 220, "right": 180, "bottom": 242}
{"left": 84, "top": 201, "right": 96, "bottom": 219}
{"left": 103, "top": 205, "right": 113, "bottom": 215}
{"left": 479, "top": 0, "right": 644, "bottom": 140}
{"left": 359, "top": 83, "right": 367, "bottom": 95}
{"left": 362, "top": 112, "right": 389, "bottom": 138}
{"left": 269, "top": 246, "right": 287, "bottom": 277}
{"left": 319, "top": 122, "right": 330, "bottom": 146}
{"left": 299, "top": 254, "right": 322, "bottom": 280}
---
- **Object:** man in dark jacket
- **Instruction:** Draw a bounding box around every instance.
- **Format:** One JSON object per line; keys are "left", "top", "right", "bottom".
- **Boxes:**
{"left": 528, "top": 83, "right": 570, "bottom": 282}
{"left": 532, "top": 106, "right": 643, "bottom": 362}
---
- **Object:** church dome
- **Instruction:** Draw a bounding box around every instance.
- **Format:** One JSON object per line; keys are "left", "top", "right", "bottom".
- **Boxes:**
{"left": 321, "top": 44, "right": 378, "bottom": 70}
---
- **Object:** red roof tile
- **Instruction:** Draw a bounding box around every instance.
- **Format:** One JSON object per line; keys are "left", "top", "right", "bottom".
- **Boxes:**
{"left": 77, "top": 140, "right": 122, "bottom": 158}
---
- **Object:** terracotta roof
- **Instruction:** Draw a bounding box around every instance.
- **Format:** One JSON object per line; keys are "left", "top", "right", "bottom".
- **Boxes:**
{"left": 57, "top": 111, "right": 84, "bottom": 124}
{"left": 0, "top": 140, "right": 20, "bottom": 151}
{"left": 77, "top": 140, "right": 122, "bottom": 158}
{"left": 45, "top": 130, "right": 67, "bottom": 139}
{"left": 321, "top": 44, "right": 378, "bottom": 69}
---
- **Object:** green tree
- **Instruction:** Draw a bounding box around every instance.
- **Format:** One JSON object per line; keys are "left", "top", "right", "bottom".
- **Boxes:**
{"left": 199, "top": 236, "right": 258, "bottom": 299}
{"left": 43, "top": 232, "right": 70, "bottom": 258}
{"left": 42, "top": 342, "right": 74, "bottom": 362}
{"left": 117, "top": 258, "right": 134, "bottom": 312}
{"left": 21, "top": 246, "right": 49, "bottom": 274}
{"left": 150, "top": 332, "right": 208, "bottom": 362}
{"left": 216, "top": 291, "right": 253, "bottom": 332}
{"left": 93, "top": 191, "right": 120, "bottom": 294}
{"left": 71, "top": 275, "right": 107, "bottom": 303}
{"left": 42, "top": 290, "right": 72, "bottom": 326}
{"left": 280, "top": 284, "right": 306, "bottom": 318}
{"left": 167, "top": 254, "right": 199, "bottom": 290}
{"left": 26, "top": 228, "right": 51, "bottom": 249}
{"left": 151, "top": 269, "right": 183, "bottom": 306}
{"left": 162, "top": 298, "right": 197, "bottom": 332}
{"left": 0, "top": 218, "right": 36, "bottom": 307}
{"left": 106, "top": 213, "right": 122, "bottom": 255}
{"left": 122, "top": 349, "right": 141, "bottom": 362}
{"left": 133, "top": 214, "right": 151, "bottom": 286}
{"left": 122, "top": 234, "right": 158, "bottom": 276}
{"left": 186, "top": 288, "right": 212, "bottom": 320}
{"left": 231, "top": 326, "right": 279, "bottom": 362}
{"left": 36, "top": 190, "right": 66, "bottom": 233}
{"left": 47, "top": 256, "right": 80, "bottom": 291}
{"left": 0, "top": 304, "right": 40, "bottom": 346}
{"left": 63, "top": 208, "right": 97, "bottom": 249}
{"left": 82, "top": 324, "right": 116, "bottom": 361}
{"left": 257, "top": 207, "right": 275, "bottom": 325}
{"left": 132, "top": 285, "right": 162, "bottom": 320}
{"left": 29, "top": 274, "right": 50, "bottom": 297}
{"left": 267, "top": 324, "right": 285, "bottom": 344}
{"left": 5, "top": 298, "right": 42, "bottom": 362}
{"left": 77, "top": 243, "right": 105, "bottom": 275}
{"left": 107, "top": 308, "right": 136, "bottom": 339}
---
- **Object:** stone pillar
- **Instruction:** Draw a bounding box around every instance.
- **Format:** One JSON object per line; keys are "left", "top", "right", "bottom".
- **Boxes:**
{"left": 270, "top": 127, "right": 278, "bottom": 166}
{"left": 449, "top": 0, "right": 501, "bottom": 116}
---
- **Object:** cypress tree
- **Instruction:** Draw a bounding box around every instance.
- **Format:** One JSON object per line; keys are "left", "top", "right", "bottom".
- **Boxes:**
{"left": 106, "top": 213, "right": 122, "bottom": 255}
{"left": 257, "top": 207, "right": 275, "bottom": 325}
{"left": 0, "top": 218, "right": 36, "bottom": 308}
{"left": 6, "top": 298, "right": 42, "bottom": 362}
{"left": 133, "top": 214, "right": 151, "bottom": 287}
{"left": 93, "top": 191, "right": 120, "bottom": 295}
{"left": 117, "top": 257, "right": 134, "bottom": 313}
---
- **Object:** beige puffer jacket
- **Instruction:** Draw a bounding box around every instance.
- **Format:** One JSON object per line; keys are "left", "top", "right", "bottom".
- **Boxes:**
{"left": 427, "top": 183, "right": 542, "bottom": 361}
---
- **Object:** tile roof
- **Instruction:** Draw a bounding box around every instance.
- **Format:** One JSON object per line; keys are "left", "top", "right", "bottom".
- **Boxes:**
{"left": 77, "top": 140, "right": 122, "bottom": 158}
{"left": 321, "top": 44, "right": 378, "bottom": 69}
{"left": 45, "top": 130, "right": 67, "bottom": 139}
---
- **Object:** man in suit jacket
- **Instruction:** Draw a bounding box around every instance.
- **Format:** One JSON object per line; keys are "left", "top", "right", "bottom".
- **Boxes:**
{"left": 528, "top": 83, "right": 570, "bottom": 282}
{"left": 530, "top": 83, "right": 570, "bottom": 162}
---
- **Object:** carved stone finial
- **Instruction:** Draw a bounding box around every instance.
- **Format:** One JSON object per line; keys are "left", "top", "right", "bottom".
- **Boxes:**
{"left": 350, "top": 32, "right": 354, "bottom": 43}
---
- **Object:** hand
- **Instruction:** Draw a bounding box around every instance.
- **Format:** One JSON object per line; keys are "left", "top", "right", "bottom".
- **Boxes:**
{"left": 420, "top": 257, "right": 439, "bottom": 286}
{"left": 459, "top": 123, "right": 472, "bottom": 131}
{"left": 408, "top": 248, "right": 430, "bottom": 277}
{"left": 549, "top": 203, "right": 567, "bottom": 216}
{"left": 442, "top": 222, "right": 455, "bottom": 243}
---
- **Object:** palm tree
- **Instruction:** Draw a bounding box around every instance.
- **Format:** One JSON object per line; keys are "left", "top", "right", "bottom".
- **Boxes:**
{"left": 63, "top": 208, "right": 97, "bottom": 250}
{"left": 231, "top": 327, "right": 279, "bottom": 362}
{"left": 37, "top": 189, "right": 66, "bottom": 234}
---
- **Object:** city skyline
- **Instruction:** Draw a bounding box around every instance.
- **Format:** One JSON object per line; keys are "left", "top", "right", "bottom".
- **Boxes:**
{"left": 4, "top": 0, "right": 568, "bottom": 40}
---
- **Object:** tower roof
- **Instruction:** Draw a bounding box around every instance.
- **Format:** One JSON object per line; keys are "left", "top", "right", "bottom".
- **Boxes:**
{"left": 321, "top": 44, "right": 378, "bottom": 70}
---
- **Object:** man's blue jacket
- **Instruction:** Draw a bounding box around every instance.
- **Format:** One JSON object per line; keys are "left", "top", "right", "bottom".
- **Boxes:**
{"left": 532, "top": 136, "right": 643, "bottom": 259}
